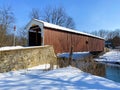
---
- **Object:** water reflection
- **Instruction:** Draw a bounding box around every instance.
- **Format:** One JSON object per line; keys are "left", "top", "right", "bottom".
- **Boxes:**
{"left": 105, "top": 63, "right": 120, "bottom": 82}
{"left": 74, "top": 59, "right": 106, "bottom": 77}
{"left": 79, "top": 59, "right": 120, "bottom": 83}
{"left": 58, "top": 56, "right": 120, "bottom": 83}
{"left": 77, "top": 59, "right": 120, "bottom": 83}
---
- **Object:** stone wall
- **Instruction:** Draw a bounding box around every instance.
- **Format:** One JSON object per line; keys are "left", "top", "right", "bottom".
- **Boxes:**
{"left": 0, "top": 45, "right": 57, "bottom": 72}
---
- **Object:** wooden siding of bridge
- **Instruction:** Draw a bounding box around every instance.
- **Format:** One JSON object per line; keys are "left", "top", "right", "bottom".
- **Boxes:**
{"left": 44, "top": 27, "right": 104, "bottom": 53}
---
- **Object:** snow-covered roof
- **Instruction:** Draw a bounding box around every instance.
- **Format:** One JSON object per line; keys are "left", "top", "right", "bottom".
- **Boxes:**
{"left": 30, "top": 19, "right": 104, "bottom": 40}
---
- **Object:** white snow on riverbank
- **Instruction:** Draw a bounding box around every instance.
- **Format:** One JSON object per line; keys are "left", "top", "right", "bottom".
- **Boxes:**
{"left": 0, "top": 65, "right": 120, "bottom": 89}
{"left": 95, "top": 50, "right": 120, "bottom": 63}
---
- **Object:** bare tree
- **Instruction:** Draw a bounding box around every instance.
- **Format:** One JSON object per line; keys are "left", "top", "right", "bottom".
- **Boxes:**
{"left": 43, "top": 7, "right": 66, "bottom": 25}
{"left": 29, "top": 8, "right": 40, "bottom": 19}
{"left": 0, "top": 6, "right": 15, "bottom": 31}
{"left": 112, "top": 29, "right": 120, "bottom": 37}
{"left": 91, "top": 30, "right": 109, "bottom": 40}
{"left": 29, "top": 6, "right": 75, "bottom": 29}
{"left": 15, "top": 27, "right": 27, "bottom": 46}
{"left": 107, "top": 29, "right": 120, "bottom": 48}
{"left": 0, "top": 6, "right": 15, "bottom": 47}
{"left": 43, "top": 6, "right": 75, "bottom": 29}
{"left": 106, "top": 31, "right": 113, "bottom": 40}
{"left": 111, "top": 36, "right": 120, "bottom": 47}
{"left": 64, "top": 17, "right": 75, "bottom": 29}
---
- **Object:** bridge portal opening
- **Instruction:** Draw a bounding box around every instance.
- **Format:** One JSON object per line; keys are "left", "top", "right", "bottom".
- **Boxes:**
{"left": 29, "top": 25, "right": 42, "bottom": 46}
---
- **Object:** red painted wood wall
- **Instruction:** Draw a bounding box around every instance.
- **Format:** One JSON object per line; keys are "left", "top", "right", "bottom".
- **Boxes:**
{"left": 44, "top": 27, "right": 104, "bottom": 53}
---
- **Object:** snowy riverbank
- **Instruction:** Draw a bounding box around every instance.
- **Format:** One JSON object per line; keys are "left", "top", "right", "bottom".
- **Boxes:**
{"left": 95, "top": 50, "right": 120, "bottom": 63}
{"left": 0, "top": 65, "right": 120, "bottom": 89}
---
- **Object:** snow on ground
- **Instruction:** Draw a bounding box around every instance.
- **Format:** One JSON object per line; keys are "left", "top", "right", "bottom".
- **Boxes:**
{"left": 0, "top": 65, "right": 120, "bottom": 90}
{"left": 58, "top": 52, "right": 90, "bottom": 60}
{"left": 95, "top": 50, "right": 120, "bottom": 63}
{"left": 28, "top": 64, "right": 57, "bottom": 70}
{"left": 0, "top": 46, "right": 23, "bottom": 51}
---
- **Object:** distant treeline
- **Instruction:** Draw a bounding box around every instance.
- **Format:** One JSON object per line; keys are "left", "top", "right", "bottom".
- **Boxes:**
{"left": 91, "top": 29, "right": 120, "bottom": 48}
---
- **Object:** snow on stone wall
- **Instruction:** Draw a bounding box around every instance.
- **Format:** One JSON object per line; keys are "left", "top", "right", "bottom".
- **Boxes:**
{"left": 0, "top": 45, "right": 57, "bottom": 72}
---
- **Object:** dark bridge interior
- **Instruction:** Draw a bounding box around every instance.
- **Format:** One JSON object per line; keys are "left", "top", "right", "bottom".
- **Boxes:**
{"left": 29, "top": 25, "right": 42, "bottom": 46}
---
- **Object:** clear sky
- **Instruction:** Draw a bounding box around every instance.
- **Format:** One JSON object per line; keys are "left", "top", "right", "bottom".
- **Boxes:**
{"left": 0, "top": 0, "right": 120, "bottom": 32}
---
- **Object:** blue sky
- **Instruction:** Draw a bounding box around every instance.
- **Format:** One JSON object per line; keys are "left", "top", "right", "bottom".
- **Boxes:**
{"left": 0, "top": 0, "right": 120, "bottom": 32}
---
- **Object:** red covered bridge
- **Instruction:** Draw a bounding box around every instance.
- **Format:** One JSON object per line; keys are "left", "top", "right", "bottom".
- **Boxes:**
{"left": 26, "top": 19, "right": 104, "bottom": 54}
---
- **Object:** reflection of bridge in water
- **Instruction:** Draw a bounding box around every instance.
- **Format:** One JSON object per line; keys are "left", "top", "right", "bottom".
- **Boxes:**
{"left": 58, "top": 52, "right": 120, "bottom": 82}
{"left": 74, "top": 58, "right": 120, "bottom": 83}
{"left": 58, "top": 55, "right": 106, "bottom": 77}
{"left": 73, "top": 57, "right": 106, "bottom": 77}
